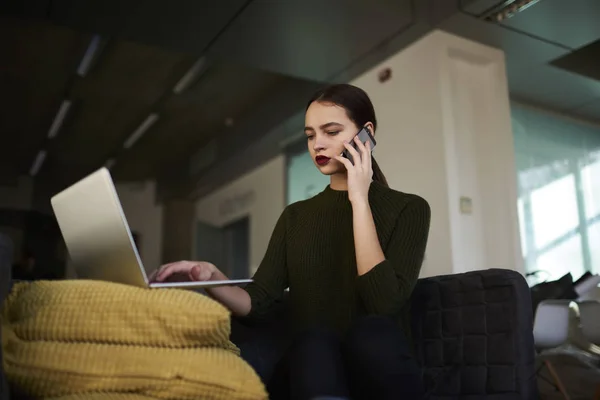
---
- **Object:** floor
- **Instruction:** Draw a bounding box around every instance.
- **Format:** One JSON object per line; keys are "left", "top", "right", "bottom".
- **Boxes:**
{"left": 537, "top": 353, "right": 600, "bottom": 400}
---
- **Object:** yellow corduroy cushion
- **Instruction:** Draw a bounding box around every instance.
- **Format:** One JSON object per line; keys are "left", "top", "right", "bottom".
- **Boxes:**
{"left": 47, "top": 395, "right": 161, "bottom": 400}
{"left": 1, "top": 280, "right": 267, "bottom": 400}
{"left": 3, "top": 280, "right": 235, "bottom": 351}
{"left": 3, "top": 326, "right": 265, "bottom": 400}
{"left": 47, "top": 395, "right": 157, "bottom": 400}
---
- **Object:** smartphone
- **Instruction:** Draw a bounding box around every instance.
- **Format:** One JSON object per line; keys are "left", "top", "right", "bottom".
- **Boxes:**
{"left": 342, "top": 126, "right": 377, "bottom": 165}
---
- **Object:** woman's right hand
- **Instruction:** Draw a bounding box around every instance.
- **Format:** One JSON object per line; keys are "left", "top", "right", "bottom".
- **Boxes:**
{"left": 150, "top": 260, "right": 217, "bottom": 283}
{"left": 152, "top": 260, "right": 252, "bottom": 317}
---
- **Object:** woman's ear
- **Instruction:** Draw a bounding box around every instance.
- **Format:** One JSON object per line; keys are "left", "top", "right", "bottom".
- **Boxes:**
{"left": 364, "top": 122, "right": 375, "bottom": 134}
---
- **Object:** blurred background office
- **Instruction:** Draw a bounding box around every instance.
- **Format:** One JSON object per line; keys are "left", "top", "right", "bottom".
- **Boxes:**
{"left": 0, "top": 0, "right": 598, "bottom": 289}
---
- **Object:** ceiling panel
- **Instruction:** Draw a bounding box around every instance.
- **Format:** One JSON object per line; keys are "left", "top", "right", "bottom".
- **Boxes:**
{"left": 0, "top": 16, "right": 89, "bottom": 172}
{"left": 73, "top": 40, "right": 190, "bottom": 102}
{"left": 439, "top": 12, "right": 569, "bottom": 69}
{"left": 551, "top": 39, "right": 600, "bottom": 82}
{"left": 459, "top": 0, "right": 506, "bottom": 15}
{"left": 160, "top": 78, "right": 324, "bottom": 200}
{"left": 498, "top": 0, "right": 600, "bottom": 49}
{"left": 47, "top": 0, "right": 248, "bottom": 55}
{"left": 113, "top": 63, "right": 288, "bottom": 181}
{"left": 53, "top": 40, "right": 191, "bottom": 166}
{"left": 0, "top": 0, "right": 52, "bottom": 18}
{"left": 571, "top": 98, "right": 600, "bottom": 124}
{"left": 208, "top": 0, "right": 414, "bottom": 81}
{"left": 507, "top": 64, "right": 600, "bottom": 112}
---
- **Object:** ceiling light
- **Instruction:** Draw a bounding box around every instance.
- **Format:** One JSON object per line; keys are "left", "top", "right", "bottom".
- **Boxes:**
{"left": 29, "top": 150, "right": 47, "bottom": 177}
{"left": 105, "top": 159, "right": 116, "bottom": 169}
{"left": 484, "top": 0, "right": 542, "bottom": 22}
{"left": 173, "top": 57, "right": 207, "bottom": 94}
{"left": 77, "top": 35, "right": 103, "bottom": 77}
{"left": 123, "top": 114, "right": 159, "bottom": 149}
{"left": 47, "top": 100, "right": 72, "bottom": 139}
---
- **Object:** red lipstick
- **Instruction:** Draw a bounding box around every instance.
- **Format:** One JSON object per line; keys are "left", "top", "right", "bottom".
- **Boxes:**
{"left": 315, "top": 156, "right": 330, "bottom": 166}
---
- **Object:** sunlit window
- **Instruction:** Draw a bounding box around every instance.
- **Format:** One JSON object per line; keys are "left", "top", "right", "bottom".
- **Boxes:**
{"left": 588, "top": 222, "right": 600, "bottom": 273}
{"left": 530, "top": 174, "right": 579, "bottom": 249}
{"left": 512, "top": 102, "right": 600, "bottom": 281}
{"left": 537, "top": 235, "right": 585, "bottom": 282}
{"left": 517, "top": 198, "right": 527, "bottom": 257}
{"left": 581, "top": 157, "right": 600, "bottom": 220}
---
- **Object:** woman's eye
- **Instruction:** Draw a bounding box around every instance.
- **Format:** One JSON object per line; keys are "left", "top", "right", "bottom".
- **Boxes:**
{"left": 327, "top": 131, "right": 340, "bottom": 136}
{"left": 306, "top": 135, "right": 314, "bottom": 141}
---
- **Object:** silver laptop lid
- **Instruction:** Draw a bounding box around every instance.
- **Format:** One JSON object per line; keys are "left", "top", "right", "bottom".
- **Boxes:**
{"left": 51, "top": 167, "right": 148, "bottom": 287}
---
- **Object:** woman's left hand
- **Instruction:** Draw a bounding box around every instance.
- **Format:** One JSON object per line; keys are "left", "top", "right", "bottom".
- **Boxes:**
{"left": 334, "top": 136, "right": 373, "bottom": 205}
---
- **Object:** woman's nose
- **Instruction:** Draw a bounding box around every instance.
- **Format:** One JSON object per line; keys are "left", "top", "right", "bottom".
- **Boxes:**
{"left": 313, "top": 138, "right": 326, "bottom": 152}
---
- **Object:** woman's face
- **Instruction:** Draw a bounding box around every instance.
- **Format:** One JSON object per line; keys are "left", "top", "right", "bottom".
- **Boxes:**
{"left": 304, "top": 101, "right": 371, "bottom": 175}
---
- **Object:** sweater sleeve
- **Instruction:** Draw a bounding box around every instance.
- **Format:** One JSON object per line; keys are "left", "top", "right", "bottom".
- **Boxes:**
{"left": 356, "top": 196, "right": 431, "bottom": 316}
{"left": 243, "top": 209, "right": 289, "bottom": 320}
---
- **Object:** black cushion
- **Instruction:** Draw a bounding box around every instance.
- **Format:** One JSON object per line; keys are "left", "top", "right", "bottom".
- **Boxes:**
{"left": 410, "top": 269, "right": 538, "bottom": 399}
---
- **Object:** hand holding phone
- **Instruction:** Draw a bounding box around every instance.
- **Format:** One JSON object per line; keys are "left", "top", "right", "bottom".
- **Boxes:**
{"left": 342, "top": 127, "right": 377, "bottom": 165}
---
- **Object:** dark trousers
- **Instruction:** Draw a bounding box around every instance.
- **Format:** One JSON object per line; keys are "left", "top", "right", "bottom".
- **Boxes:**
{"left": 267, "top": 316, "right": 423, "bottom": 400}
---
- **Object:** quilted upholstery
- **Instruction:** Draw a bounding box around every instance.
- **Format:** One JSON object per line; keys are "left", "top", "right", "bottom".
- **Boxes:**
{"left": 410, "top": 269, "right": 538, "bottom": 399}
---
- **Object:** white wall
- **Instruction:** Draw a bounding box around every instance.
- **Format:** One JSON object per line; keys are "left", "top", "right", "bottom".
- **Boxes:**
{"left": 351, "top": 33, "right": 452, "bottom": 277}
{"left": 0, "top": 176, "right": 33, "bottom": 210}
{"left": 351, "top": 30, "right": 521, "bottom": 276}
{"left": 195, "top": 156, "right": 285, "bottom": 274}
{"left": 115, "top": 181, "right": 163, "bottom": 272}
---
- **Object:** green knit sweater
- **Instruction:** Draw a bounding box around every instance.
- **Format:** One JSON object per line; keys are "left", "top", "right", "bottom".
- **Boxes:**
{"left": 244, "top": 181, "right": 431, "bottom": 335}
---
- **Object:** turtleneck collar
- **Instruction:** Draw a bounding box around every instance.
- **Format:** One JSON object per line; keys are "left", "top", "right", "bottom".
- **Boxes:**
{"left": 318, "top": 181, "right": 389, "bottom": 205}
{"left": 317, "top": 184, "right": 348, "bottom": 206}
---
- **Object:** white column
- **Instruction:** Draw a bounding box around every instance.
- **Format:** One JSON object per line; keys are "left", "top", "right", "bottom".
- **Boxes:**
{"left": 352, "top": 30, "right": 523, "bottom": 277}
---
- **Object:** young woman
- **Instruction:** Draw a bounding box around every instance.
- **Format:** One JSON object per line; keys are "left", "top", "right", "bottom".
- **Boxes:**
{"left": 154, "top": 84, "right": 431, "bottom": 400}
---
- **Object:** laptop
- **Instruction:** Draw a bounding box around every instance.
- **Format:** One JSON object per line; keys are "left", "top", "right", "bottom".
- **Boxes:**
{"left": 50, "top": 167, "right": 253, "bottom": 289}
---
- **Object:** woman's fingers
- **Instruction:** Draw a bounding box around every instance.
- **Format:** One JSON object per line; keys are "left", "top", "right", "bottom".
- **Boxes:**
{"left": 155, "top": 261, "right": 192, "bottom": 281}
{"left": 343, "top": 141, "right": 361, "bottom": 166}
{"left": 334, "top": 155, "right": 353, "bottom": 171}
{"left": 154, "top": 260, "right": 215, "bottom": 282}
{"left": 190, "top": 264, "right": 212, "bottom": 281}
{"left": 355, "top": 138, "right": 372, "bottom": 170}
{"left": 155, "top": 261, "right": 179, "bottom": 278}
{"left": 148, "top": 269, "right": 158, "bottom": 281}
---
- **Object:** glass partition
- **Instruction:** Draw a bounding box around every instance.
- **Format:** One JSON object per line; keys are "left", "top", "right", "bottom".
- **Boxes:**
{"left": 512, "top": 102, "right": 600, "bottom": 282}
{"left": 285, "top": 142, "right": 329, "bottom": 205}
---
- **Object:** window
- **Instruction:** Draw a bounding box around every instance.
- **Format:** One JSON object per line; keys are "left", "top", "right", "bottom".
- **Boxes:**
{"left": 582, "top": 155, "right": 600, "bottom": 272}
{"left": 512, "top": 102, "right": 600, "bottom": 283}
{"left": 529, "top": 172, "right": 578, "bottom": 249}
{"left": 285, "top": 141, "right": 329, "bottom": 205}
